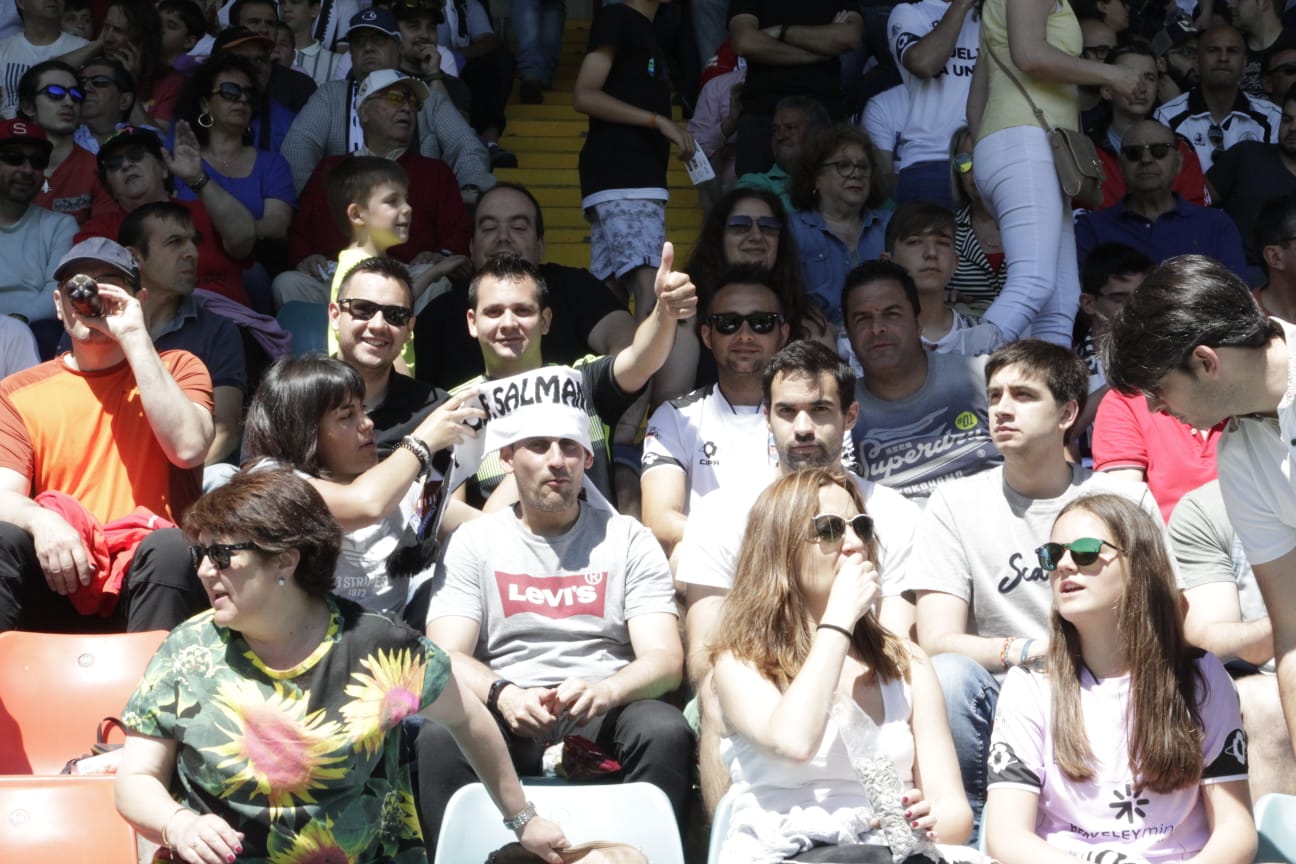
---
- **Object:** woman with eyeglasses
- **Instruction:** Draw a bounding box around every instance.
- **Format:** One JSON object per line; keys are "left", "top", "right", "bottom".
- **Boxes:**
{"left": 984, "top": 493, "right": 1255, "bottom": 864}
{"left": 115, "top": 468, "right": 569, "bottom": 864}
{"left": 787, "top": 124, "right": 891, "bottom": 329}
{"left": 711, "top": 468, "right": 974, "bottom": 863}
{"left": 242, "top": 354, "right": 485, "bottom": 619}
{"left": 685, "top": 188, "right": 830, "bottom": 351}
{"left": 172, "top": 54, "right": 296, "bottom": 246}
{"left": 947, "top": 126, "right": 1006, "bottom": 310}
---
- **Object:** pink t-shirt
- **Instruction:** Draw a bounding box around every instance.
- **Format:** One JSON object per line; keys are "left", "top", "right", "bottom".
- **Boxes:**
{"left": 1092, "top": 389, "right": 1222, "bottom": 522}
{"left": 988, "top": 653, "right": 1246, "bottom": 863}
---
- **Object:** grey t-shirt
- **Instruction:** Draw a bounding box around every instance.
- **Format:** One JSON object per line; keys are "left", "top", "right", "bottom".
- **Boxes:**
{"left": 1170, "top": 479, "right": 1271, "bottom": 671}
{"left": 427, "top": 503, "right": 677, "bottom": 686}
{"left": 908, "top": 465, "right": 1163, "bottom": 659}
{"left": 852, "top": 352, "right": 1002, "bottom": 502}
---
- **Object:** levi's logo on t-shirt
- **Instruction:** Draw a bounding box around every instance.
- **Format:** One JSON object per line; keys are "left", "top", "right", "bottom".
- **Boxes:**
{"left": 496, "top": 571, "right": 608, "bottom": 619}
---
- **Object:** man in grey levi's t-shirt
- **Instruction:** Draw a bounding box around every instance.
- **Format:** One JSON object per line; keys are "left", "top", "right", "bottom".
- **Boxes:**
{"left": 416, "top": 400, "right": 690, "bottom": 858}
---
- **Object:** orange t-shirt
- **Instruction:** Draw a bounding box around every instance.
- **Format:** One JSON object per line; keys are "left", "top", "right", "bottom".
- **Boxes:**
{"left": 0, "top": 350, "right": 214, "bottom": 522}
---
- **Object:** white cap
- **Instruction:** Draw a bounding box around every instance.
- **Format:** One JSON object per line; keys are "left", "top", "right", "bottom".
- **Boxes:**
{"left": 356, "top": 69, "right": 429, "bottom": 106}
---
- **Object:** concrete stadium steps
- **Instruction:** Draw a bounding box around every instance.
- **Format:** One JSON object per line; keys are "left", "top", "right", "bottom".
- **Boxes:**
{"left": 497, "top": 17, "right": 701, "bottom": 270}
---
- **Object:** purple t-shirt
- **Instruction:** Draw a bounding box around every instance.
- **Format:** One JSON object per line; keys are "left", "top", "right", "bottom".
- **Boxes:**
{"left": 987, "top": 653, "right": 1247, "bottom": 863}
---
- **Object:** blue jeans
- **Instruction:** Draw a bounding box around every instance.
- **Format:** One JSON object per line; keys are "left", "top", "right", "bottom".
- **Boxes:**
{"left": 931, "top": 652, "right": 1000, "bottom": 845}
{"left": 512, "top": 0, "right": 566, "bottom": 83}
{"left": 973, "top": 124, "right": 1080, "bottom": 344}
{"left": 895, "top": 160, "right": 957, "bottom": 211}
{"left": 691, "top": 0, "right": 729, "bottom": 67}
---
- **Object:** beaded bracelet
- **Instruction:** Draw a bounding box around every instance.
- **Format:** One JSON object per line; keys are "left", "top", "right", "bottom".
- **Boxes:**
{"left": 396, "top": 435, "right": 432, "bottom": 478}
{"left": 1000, "top": 636, "right": 1014, "bottom": 671}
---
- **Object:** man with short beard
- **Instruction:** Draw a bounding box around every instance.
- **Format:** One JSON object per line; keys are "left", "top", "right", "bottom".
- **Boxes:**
{"left": 1208, "top": 84, "right": 1296, "bottom": 278}
{"left": 391, "top": 0, "right": 470, "bottom": 117}
{"left": 1155, "top": 23, "right": 1282, "bottom": 172}
{"left": 420, "top": 390, "right": 692, "bottom": 858}
{"left": 0, "top": 118, "right": 75, "bottom": 334}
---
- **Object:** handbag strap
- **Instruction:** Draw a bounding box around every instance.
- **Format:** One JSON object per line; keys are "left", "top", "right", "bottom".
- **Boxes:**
{"left": 984, "top": 43, "right": 1054, "bottom": 133}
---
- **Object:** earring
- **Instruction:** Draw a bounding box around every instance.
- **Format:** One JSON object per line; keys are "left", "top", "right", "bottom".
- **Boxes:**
{"left": 197, "top": 112, "right": 214, "bottom": 129}
{"left": 276, "top": 576, "right": 286, "bottom": 587}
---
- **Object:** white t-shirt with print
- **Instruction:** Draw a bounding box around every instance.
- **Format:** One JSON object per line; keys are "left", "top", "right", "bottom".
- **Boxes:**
{"left": 888, "top": 0, "right": 980, "bottom": 169}
{"left": 988, "top": 654, "right": 1247, "bottom": 863}
{"left": 641, "top": 383, "right": 776, "bottom": 515}
{"left": 0, "top": 32, "right": 89, "bottom": 118}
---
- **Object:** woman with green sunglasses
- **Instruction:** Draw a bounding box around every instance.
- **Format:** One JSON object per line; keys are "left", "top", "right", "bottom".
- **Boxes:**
{"left": 984, "top": 493, "right": 1255, "bottom": 864}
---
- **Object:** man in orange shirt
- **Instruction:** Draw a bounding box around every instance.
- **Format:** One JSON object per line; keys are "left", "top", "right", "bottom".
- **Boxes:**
{"left": 0, "top": 237, "right": 215, "bottom": 633}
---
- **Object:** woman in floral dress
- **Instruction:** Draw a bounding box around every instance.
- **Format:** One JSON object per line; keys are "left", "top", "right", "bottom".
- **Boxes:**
{"left": 114, "top": 469, "right": 568, "bottom": 864}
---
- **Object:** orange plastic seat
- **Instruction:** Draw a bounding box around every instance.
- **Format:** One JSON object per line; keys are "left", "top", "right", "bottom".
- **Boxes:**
{"left": 0, "top": 629, "right": 168, "bottom": 774}
{"left": 0, "top": 774, "right": 137, "bottom": 864}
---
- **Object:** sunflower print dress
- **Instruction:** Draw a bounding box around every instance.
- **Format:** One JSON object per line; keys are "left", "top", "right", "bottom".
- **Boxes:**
{"left": 123, "top": 595, "right": 449, "bottom": 864}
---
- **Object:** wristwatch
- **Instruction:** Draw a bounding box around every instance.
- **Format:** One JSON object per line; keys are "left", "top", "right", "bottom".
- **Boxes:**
{"left": 487, "top": 678, "right": 514, "bottom": 716}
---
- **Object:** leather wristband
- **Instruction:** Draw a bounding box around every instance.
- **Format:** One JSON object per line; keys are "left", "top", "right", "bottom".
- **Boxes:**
{"left": 487, "top": 678, "right": 514, "bottom": 716}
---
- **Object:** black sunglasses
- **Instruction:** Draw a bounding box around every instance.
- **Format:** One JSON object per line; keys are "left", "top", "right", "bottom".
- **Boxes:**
{"left": 211, "top": 81, "right": 259, "bottom": 103}
{"left": 1035, "top": 538, "right": 1123, "bottom": 571}
{"left": 1120, "top": 142, "right": 1174, "bottom": 161}
{"left": 100, "top": 145, "right": 152, "bottom": 173}
{"left": 707, "top": 311, "right": 784, "bottom": 335}
{"left": 810, "top": 513, "right": 874, "bottom": 546}
{"left": 1207, "top": 124, "right": 1224, "bottom": 153}
{"left": 0, "top": 150, "right": 51, "bottom": 170}
{"left": 37, "top": 84, "right": 85, "bottom": 103}
{"left": 79, "top": 74, "right": 119, "bottom": 90}
{"left": 339, "top": 297, "right": 414, "bottom": 326}
{"left": 725, "top": 214, "right": 780, "bottom": 235}
{"left": 189, "top": 541, "right": 263, "bottom": 570}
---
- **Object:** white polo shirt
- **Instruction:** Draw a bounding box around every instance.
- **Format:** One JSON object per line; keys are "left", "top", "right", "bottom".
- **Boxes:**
{"left": 641, "top": 383, "right": 776, "bottom": 514}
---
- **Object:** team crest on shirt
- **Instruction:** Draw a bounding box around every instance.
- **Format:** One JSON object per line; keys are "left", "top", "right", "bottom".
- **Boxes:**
{"left": 700, "top": 440, "right": 718, "bottom": 465}
{"left": 987, "top": 741, "right": 1040, "bottom": 787}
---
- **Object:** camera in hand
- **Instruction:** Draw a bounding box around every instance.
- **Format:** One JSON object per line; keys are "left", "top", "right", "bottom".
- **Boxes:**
{"left": 65, "top": 274, "right": 102, "bottom": 317}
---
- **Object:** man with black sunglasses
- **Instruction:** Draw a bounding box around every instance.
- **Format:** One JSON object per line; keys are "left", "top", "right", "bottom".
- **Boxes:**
{"left": 18, "top": 59, "right": 106, "bottom": 226}
{"left": 0, "top": 117, "right": 76, "bottom": 344}
{"left": 1076, "top": 118, "right": 1247, "bottom": 279}
{"left": 909, "top": 339, "right": 1165, "bottom": 840}
{"left": 330, "top": 255, "right": 449, "bottom": 458}
{"left": 641, "top": 264, "right": 789, "bottom": 556}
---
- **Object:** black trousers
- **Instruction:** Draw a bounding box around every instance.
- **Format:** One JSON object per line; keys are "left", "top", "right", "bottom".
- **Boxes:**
{"left": 0, "top": 523, "right": 207, "bottom": 633}
{"left": 412, "top": 698, "right": 694, "bottom": 858}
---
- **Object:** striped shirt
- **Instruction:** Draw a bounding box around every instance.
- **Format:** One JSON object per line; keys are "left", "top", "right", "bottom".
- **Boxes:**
{"left": 1153, "top": 86, "right": 1281, "bottom": 173}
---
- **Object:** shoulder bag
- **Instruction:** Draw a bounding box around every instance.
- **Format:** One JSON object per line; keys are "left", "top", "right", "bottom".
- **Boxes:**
{"left": 985, "top": 44, "right": 1105, "bottom": 209}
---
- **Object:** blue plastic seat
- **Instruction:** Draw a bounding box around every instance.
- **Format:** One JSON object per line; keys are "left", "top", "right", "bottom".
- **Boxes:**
{"left": 275, "top": 301, "right": 328, "bottom": 356}
{"left": 433, "top": 781, "right": 685, "bottom": 864}
{"left": 1255, "top": 793, "right": 1296, "bottom": 863}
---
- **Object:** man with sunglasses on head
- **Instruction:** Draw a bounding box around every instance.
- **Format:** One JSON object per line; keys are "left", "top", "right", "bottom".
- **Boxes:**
{"left": 18, "top": 59, "right": 110, "bottom": 225}
{"left": 1076, "top": 119, "right": 1247, "bottom": 279}
{"left": 909, "top": 339, "right": 1164, "bottom": 840}
{"left": 0, "top": 236, "right": 213, "bottom": 634}
{"left": 640, "top": 264, "right": 789, "bottom": 557}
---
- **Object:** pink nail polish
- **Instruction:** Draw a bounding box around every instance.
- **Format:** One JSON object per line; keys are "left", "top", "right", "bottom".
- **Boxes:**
{"left": 227, "top": 856, "right": 236, "bottom": 863}
{"left": 904, "top": 810, "right": 912, "bottom": 819}
{"left": 901, "top": 796, "right": 909, "bottom": 804}
{"left": 911, "top": 821, "right": 919, "bottom": 828}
